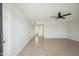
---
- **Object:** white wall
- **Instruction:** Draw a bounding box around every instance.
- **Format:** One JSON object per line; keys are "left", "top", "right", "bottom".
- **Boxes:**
{"left": 33, "top": 20, "right": 68, "bottom": 38}
{"left": 33, "top": 19, "right": 79, "bottom": 41}
{"left": 3, "top": 4, "right": 32, "bottom": 56}
{"left": 68, "top": 20, "right": 79, "bottom": 41}
{"left": 68, "top": 4, "right": 79, "bottom": 41}
{"left": 44, "top": 21, "right": 68, "bottom": 38}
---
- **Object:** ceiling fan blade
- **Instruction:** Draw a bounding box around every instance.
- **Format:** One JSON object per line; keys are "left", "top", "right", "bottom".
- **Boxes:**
{"left": 62, "top": 13, "right": 71, "bottom": 16}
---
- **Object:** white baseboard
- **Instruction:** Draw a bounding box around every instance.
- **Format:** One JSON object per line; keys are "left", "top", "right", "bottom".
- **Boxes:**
{"left": 15, "top": 38, "right": 32, "bottom": 56}
{"left": 68, "top": 38, "right": 79, "bottom": 42}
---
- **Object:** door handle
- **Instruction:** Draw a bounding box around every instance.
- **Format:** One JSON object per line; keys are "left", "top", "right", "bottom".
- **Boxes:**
{"left": 0, "top": 34, "right": 3, "bottom": 37}
{"left": 3, "top": 40, "right": 6, "bottom": 43}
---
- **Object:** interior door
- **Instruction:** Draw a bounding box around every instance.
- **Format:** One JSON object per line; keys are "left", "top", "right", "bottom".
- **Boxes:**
{"left": 0, "top": 3, "right": 3, "bottom": 56}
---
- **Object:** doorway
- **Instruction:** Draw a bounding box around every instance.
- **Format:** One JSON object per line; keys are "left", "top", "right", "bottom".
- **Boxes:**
{"left": 33, "top": 22, "right": 44, "bottom": 41}
{"left": 38, "top": 24, "right": 44, "bottom": 39}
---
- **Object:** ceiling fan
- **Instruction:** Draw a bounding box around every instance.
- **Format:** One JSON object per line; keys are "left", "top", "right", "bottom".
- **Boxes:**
{"left": 51, "top": 12, "right": 71, "bottom": 20}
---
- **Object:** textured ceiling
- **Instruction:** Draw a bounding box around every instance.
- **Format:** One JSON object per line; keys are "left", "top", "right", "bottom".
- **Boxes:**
{"left": 17, "top": 3, "right": 79, "bottom": 21}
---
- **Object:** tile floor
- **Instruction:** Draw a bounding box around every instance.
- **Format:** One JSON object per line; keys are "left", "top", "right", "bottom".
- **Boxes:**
{"left": 17, "top": 36, "right": 79, "bottom": 56}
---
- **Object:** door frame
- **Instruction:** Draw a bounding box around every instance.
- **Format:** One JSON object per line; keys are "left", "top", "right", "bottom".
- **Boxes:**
{"left": 33, "top": 22, "right": 44, "bottom": 39}
{"left": 3, "top": 3, "right": 11, "bottom": 56}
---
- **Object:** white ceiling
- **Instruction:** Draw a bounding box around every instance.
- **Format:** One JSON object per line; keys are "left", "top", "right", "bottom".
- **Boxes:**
{"left": 17, "top": 3, "right": 79, "bottom": 21}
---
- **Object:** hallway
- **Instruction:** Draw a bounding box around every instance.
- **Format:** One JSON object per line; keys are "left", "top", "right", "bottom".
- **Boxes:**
{"left": 18, "top": 37, "right": 79, "bottom": 56}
